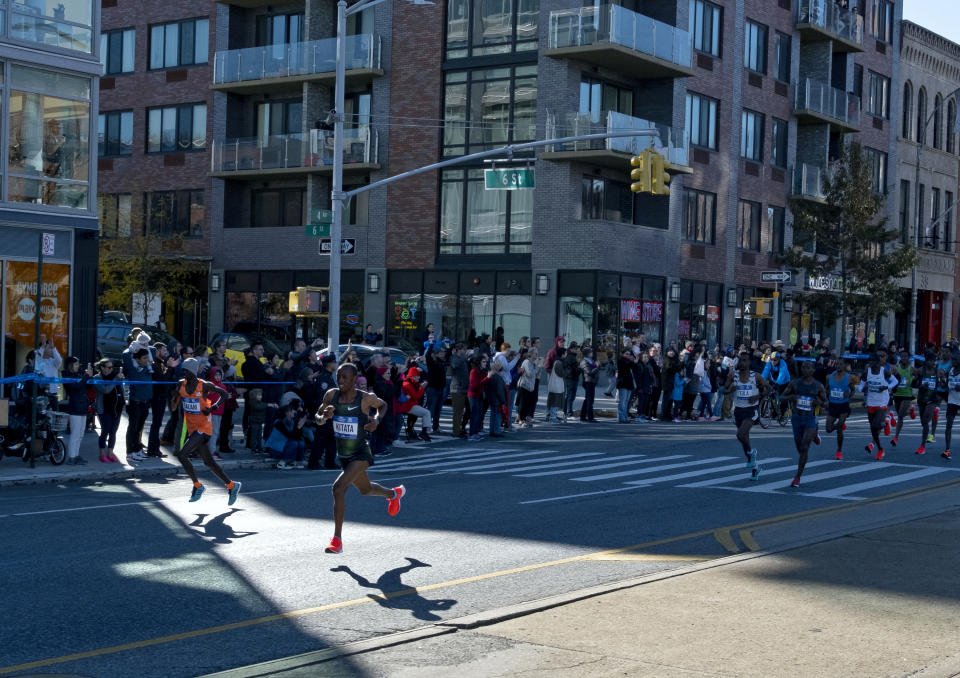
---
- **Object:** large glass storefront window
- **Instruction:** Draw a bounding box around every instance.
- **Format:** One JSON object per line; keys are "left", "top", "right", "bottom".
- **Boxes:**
{"left": 11, "top": 0, "right": 94, "bottom": 52}
{"left": 558, "top": 296, "right": 594, "bottom": 346}
{"left": 734, "top": 286, "right": 773, "bottom": 347}
{"left": 422, "top": 293, "right": 458, "bottom": 344}
{"left": 387, "top": 292, "right": 423, "bottom": 352}
{"left": 677, "top": 281, "right": 723, "bottom": 347}
{"left": 8, "top": 65, "right": 91, "bottom": 210}
{"left": 494, "top": 295, "right": 530, "bottom": 347}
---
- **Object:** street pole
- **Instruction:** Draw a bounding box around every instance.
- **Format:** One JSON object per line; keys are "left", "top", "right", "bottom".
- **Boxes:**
{"left": 327, "top": 0, "right": 348, "bottom": 355}
{"left": 773, "top": 282, "right": 779, "bottom": 345}
{"left": 909, "top": 86, "right": 960, "bottom": 356}
{"left": 30, "top": 234, "right": 43, "bottom": 468}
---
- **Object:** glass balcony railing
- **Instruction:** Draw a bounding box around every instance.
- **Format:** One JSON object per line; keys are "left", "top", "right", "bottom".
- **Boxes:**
{"left": 796, "top": 0, "right": 864, "bottom": 46}
{"left": 791, "top": 163, "right": 827, "bottom": 200}
{"left": 211, "top": 126, "right": 377, "bottom": 173}
{"left": 793, "top": 78, "right": 860, "bottom": 127}
{"left": 213, "top": 34, "right": 380, "bottom": 85}
{"left": 546, "top": 111, "right": 688, "bottom": 167}
{"left": 548, "top": 5, "right": 691, "bottom": 69}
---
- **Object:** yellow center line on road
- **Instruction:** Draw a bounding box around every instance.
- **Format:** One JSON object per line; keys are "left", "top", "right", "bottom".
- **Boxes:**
{"left": 4, "top": 475, "right": 958, "bottom": 676}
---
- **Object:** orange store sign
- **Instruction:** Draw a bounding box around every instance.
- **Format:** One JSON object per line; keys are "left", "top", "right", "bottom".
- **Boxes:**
{"left": 5, "top": 261, "right": 70, "bottom": 356}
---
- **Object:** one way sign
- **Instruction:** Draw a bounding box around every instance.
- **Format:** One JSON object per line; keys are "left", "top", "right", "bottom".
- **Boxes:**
{"left": 319, "top": 238, "right": 356, "bottom": 255}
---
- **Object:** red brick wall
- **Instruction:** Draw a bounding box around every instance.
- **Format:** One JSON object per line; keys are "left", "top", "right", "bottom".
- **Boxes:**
{"left": 384, "top": 1, "right": 443, "bottom": 270}
{"left": 98, "top": 0, "right": 215, "bottom": 258}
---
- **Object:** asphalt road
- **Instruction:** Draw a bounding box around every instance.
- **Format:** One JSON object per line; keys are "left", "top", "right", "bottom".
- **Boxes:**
{"left": 1, "top": 413, "right": 957, "bottom": 678}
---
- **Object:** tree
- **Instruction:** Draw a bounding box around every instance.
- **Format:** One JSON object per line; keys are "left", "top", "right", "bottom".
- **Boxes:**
{"left": 781, "top": 142, "right": 917, "bottom": 349}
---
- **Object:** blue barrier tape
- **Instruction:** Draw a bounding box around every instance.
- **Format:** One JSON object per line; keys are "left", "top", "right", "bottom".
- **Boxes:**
{"left": 0, "top": 373, "right": 299, "bottom": 387}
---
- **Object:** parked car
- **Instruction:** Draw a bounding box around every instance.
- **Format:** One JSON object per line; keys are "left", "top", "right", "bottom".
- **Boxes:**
{"left": 318, "top": 344, "right": 408, "bottom": 369}
{"left": 96, "top": 323, "right": 179, "bottom": 361}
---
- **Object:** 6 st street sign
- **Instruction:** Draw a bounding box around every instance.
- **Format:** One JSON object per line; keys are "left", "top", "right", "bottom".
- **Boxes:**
{"left": 761, "top": 270, "right": 792, "bottom": 283}
{"left": 319, "top": 238, "right": 356, "bottom": 255}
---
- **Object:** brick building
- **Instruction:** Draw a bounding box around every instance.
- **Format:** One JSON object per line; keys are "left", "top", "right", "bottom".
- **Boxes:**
{"left": 97, "top": 0, "right": 215, "bottom": 345}
{"left": 0, "top": 0, "right": 101, "bottom": 380}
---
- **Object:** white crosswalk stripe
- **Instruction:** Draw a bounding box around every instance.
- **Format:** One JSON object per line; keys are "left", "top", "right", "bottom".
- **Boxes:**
{"left": 518, "top": 455, "right": 689, "bottom": 478}
{"left": 804, "top": 466, "right": 952, "bottom": 500}
{"left": 377, "top": 449, "right": 554, "bottom": 471}
{"left": 678, "top": 460, "right": 835, "bottom": 488}
{"left": 572, "top": 457, "right": 736, "bottom": 482}
{"left": 467, "top": 454, "right": 642, "bottom": 475}
{"left": 738, "top": 462, "right": 888, "bottom": 493}
{"left": 625, "top": 458, "right": 790, "bottom": 486}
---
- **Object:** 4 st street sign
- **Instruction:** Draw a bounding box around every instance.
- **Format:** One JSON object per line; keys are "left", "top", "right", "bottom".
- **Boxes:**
{"left": 761, "top": 270, "right": 792, "bottom": 283}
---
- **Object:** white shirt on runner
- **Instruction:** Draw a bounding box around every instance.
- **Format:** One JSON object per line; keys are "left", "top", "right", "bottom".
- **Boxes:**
{"left": 860, "top": 368, "right": 898, "bottom": 408}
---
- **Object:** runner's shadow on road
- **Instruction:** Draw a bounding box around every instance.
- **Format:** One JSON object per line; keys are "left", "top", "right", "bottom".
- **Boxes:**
{"left": 331, "top": 558, "right": 457, "bottom": 621}
{"left": 189, "top": 509, "right": 258, "bottom": 544}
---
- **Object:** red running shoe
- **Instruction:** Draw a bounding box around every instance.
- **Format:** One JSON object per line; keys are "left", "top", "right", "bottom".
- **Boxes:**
{"left": 387, "top": 485, "right": 406, "bottom": 517}
{"left": 884, "top": 422, "right": 891, "bottom": 436}
{"left": 814, "top": 432, "right": 821, "bottom": 446}
{"left": 890, "top": 416, "right": 897, "bottom": 428}
{"left": 915, "top": 445, "right": 926, "bottom": 455}
{"left": 942, "top": 450, "right": 952, "bottom": 461}
{"left": 325, "top": 536, "right": 343, "bottom": 554}
{"left": 875, "top": 448, "right": 885, "bottom": 461}
{"left": 842, "top": 423, "right": 847, "bottom": 431}
{"left": 864, "top": 443, "right": 875, "bottom": 455}
{"left": 910, "top": 405, "right": 917, "bottom": 419}
{"left": 890, "top": 437, "right": 898, "bottom": 447}
{"left": 790, "top": 476, "right": 801, "bottom": 488}
{"left": 835, "top": 450, "right": 843, "bottom": 460}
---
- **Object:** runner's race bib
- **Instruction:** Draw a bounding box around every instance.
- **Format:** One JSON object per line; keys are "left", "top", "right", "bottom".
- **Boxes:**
{"left": 737, "top": 385, "right": 753, "bottom": 398}
{"left": 797, "top": 395, "right": 813, "bottom": 412}
{"left": 182, "top": 397, "right": 201, "bottom": 414}
{"left": 830, "top": 388, "right": 844, "bottom": 401}
{"left": 333, "top": 415, "right": 359, "bottom": 439}
{"left": 899, "top": 377, "right": 908, "bottom": 387}
{"left": 924, "top": 377, "right": 937, "bottom": 389}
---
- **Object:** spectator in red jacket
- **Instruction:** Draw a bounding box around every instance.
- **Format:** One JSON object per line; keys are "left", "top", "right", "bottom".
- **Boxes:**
{"left": 396, "top": 367, "right": 433, "bottom": 442}
{"left": 468, "top": 354, "right": 491, "bottom": 440}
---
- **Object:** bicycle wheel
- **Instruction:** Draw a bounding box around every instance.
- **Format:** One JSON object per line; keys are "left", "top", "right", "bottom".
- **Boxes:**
{"left": 777, "top": 407, "right": 791, "bottom": 427}
{"left": 49, "top": 437, "right": 66, "bottom": 465}
{"left": 758, "top": 399, "right": 772, "bottom": 428}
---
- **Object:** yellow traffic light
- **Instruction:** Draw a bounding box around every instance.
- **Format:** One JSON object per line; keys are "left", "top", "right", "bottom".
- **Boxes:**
{"left": 651, "top": 151, "right": 671, "bottom": 196}
{"left": 630, "top": 150, "right": 651, "bottom": 193}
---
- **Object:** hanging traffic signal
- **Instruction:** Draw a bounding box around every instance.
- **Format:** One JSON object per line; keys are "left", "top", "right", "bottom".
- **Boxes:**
{"left": 630, "top": 150, "right": 651, "bottom": 193}
{"left": 650, "top": 151, "right": 671, "bottom": 196}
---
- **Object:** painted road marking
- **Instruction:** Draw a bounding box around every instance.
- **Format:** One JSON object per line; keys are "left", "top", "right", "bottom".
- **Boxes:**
{"left": 518, "top": 455, "right": 689, "bottom": 478}
{"left": 805, "top": 466, "right": 952, "bottom": 500}
{"left": 572, "top": 457, "right": 735, "bottom": 482}
{"left": 468, "top": 454, "right": 643, "bottom": 475}
{"left": 679, "top": 460, "right": 834, "bottom": 488}
{"left": 625, "top": 458, "right": 790, "bottom": 486}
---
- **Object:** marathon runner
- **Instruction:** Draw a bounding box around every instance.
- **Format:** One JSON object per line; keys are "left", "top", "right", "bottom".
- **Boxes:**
{"left": 940, "top": 353, "right": 960, "bottom": 461}
{"left": 824, "top": 359, "right": 851, "bottom": 460}
{"left": 170, "top": 358, "right": 242, "bottom": 504}
{"left": 726, "top": 352, "right": 769, "bottom": 481}
{"left": 860, "top": 353, "right": 898, "bottom": 461}
{"left": 316, "top": 363, "right": 404, "bottom": 555}
{"left": 889, "top": 350, "right": 916, "bottom": 447}
{"left": 781, "top": 360, "right": 827, "bottom": 488}
{"left": 914, "top": 354, "right": 943, "bottom": 456}
{"left": 930, "top": 346, "right": 952, "bottom": 443}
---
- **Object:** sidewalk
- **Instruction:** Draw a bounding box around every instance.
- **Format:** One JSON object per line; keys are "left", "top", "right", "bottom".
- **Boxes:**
{"left": 204, "top": 484, "right": 960, "bottom": 678}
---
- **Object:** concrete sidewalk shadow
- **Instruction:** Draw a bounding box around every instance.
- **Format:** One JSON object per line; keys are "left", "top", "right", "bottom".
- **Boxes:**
{"left": 189, "top": 509, "right": 258, "bottom": 544}
{"left": 331, "top": 558, "right": 457, "bottom": 621}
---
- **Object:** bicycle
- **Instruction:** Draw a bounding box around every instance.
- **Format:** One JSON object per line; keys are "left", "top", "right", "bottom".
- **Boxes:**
{"left": 758, "top": 390, "right": 790, "bottom": 428}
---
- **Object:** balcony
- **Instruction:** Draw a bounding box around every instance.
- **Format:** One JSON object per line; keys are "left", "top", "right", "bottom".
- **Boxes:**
{"left": 542, "top": 111, "right": 691, "bottom": 173}
{"left": 211, "top": 35, "right": 382, "bottom": 94}
{"left": 792, "top": 79, "right": 860, "bottom": 133}
{"left": 796, "top": 0, "right": 864, "bottom": 52}
{"left": 546, "top": 5, "right": 694, "bottom": 79}
{"left": 789, "top": 164, "right": 827, "bottom": 202}
{"left": 210, "top": 127, "right": 378, "bottom": 179}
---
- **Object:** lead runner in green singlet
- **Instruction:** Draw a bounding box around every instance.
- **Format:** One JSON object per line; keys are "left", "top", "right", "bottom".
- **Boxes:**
{"left": 315, "top": 363, "right": 406, "bottom": 554}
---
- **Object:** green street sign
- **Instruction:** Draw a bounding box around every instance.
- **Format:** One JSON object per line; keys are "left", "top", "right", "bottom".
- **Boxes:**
{"left": 305, "top": 224, "right": 331, "bottom": 237}
{"left": 312, "top": 208, "right": 333, "bottom": 224}
{"left": 484, "top": 168, "right": 535, "bottom": 190}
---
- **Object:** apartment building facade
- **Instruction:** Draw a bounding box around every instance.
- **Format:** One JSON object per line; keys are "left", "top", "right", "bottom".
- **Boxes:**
{"left": 199, "top": 0, "right": 905, "bottom": 357}
{"left": 97, "top": 0, "right": 215, "bottom": 345}
{"left": 894, "top": 21, "right": 960, "bottom": 349}
{"left": 0, "top": 0, "right": 101, "bottom": 380}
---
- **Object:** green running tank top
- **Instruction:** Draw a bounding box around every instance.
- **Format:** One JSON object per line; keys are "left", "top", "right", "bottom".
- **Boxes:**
{"left": 894, "top": 365, "right": 913, "bottom": 398}
{"left": 332, "top": 389, "right": 370, "bottom": 458}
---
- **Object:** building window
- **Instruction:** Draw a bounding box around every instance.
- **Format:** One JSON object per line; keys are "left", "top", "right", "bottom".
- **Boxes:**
{"left": 870, "top": 0, "right": 894, "bottom": 43}
{"left": 682, "top": 188, "right": 716, "bottom": 244}
{"left": 440, "top": 168, "right": 532, "bottom": 254}
{"left": 927, "top": 187, "right": 941, "bottom": 249}
{"left": 581, "top": 176, "right": 669, "bottom": 229}
{"left": 149, "top": 18, "right": 209, "bottom": 69}
{"left": 934, "top": 94, "right": 943, "bottom": 149}
{"left": 145, "top": 190, "right": 204, "bottom": 237}
{"left": 738, "top": 200, "right": 761, "bottom": 251}
{"left": 867, "top": 71, "right": 890, "bottom": 119}
{"left": 579, "top": 78, "right": 633, "bottom": 118}
{"left": 256, "top": 100, "right": 302, "bottom": 138}
{"left": 948, "top": 100, "right": 957, "bottom": 154}
{"left": 98, "top": 111, "right": 133, "bottom": 157}
{"left": 902, "top": 82, "right": 913, "bottom": 140}
{"left": 918, "top": 184, "right": 925, "bottom": 243}
{"left": 945, "top": 191, "right": 954, "bottom": 253}
{"left": 743, "top": 21, "right": 767, "bottom": 74}
{"left": 852, "top": 63, "right": 863, "bottom": 100}
{"left": 686, "top": 92, "right": 718, "bottom": 151}
{"left": 445, "top": 0, "right": 538, "bottom": 59}
{"left": 8, "top": 65, "right": 91, "bottom": 210}
{"left": 443, "top": 66, "right": 537, "bottom": 157}
{"left": 147, "top": 103, "right": 206, "bottom": 153}
{"left": 100, "top": 28, "right": 135, "bottom": 75}
{"left": 255, "top": 13, "right": 304, "bottom": 46}
{"left": 689, "top": 0, "right": 722, "bottom": 57}
{"left": 740, "top": 110, "right": 764, "bottom": 162}
{"left": 98, "top": 194, "right": 132, "bottom": 237}
{"left": 917, "top": 88, "right": 927, "bottom": 145}
{"left": 774, "top": 31, "right": 791, "bottom": 83}
{"left": 250, "top": 188, "right": 306, "bottom": 228}
{"left": 899, "top": 179, "right": 910, "bottom": 244}
{"left": 768, "top": 206, "right": 785, "bottom": 255}
{"left": 771, "top": 118, "right": 788, "bottom": 169}
{"left": 11, "top": 0, "right": 94, "bottom": 53}
{"left": 863, "top": 147, "right": 887, "bottom": 194}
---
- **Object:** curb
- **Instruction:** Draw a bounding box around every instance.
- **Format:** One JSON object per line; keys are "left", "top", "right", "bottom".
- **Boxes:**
{"left": 0, "top": 457, "right": 278, "bottom": 487}
{"left": 197, "top": 498, "right": 960, "bottom": 678}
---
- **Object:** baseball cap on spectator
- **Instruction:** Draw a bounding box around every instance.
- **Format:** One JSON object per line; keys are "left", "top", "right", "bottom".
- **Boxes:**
{"left": 181, "top": 358, "right": 199, "bottom": 375}
{"left": 321, "top": 353, "right": 337, "bottom": 364}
